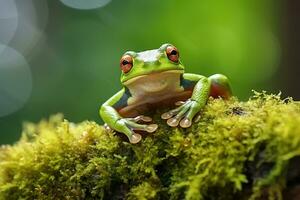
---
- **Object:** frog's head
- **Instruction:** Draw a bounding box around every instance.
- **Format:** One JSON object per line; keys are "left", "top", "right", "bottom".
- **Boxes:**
{"left": 119, "top": 43, "right": 185, "bottom": 85}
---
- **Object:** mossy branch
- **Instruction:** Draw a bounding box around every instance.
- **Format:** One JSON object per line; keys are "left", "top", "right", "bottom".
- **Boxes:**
{"left": 1, "top": 92, "right": 300, "bottom": 200}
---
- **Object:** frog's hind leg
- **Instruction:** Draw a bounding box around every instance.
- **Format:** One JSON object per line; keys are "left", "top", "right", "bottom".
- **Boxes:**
{"left": 208, "top": 74, "right": 232, "bottom": 99}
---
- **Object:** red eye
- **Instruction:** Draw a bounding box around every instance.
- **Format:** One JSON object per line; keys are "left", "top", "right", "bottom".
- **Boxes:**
{"left": 120, "top": 55, "right": 133, "bottom": 73}
{"left": 166, "top": 45, "right": 179, "bottom": 63}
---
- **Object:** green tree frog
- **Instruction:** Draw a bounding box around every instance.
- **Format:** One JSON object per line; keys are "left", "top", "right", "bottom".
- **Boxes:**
{"left": 100, "top": 44, "right": 232, "bottom": 144}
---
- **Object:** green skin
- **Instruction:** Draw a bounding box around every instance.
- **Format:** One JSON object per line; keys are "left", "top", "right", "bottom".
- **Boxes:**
{"left": 100, "top": 44, "right": 232, "bottom": 144}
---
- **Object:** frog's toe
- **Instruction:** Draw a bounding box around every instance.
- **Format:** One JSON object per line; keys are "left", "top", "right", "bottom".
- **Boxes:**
{"left": 167, "top": 117, "right": 181, "bottom": 127}
{"left": 175, "top": 101, "right": 186, "bottom": 106}
{"left": 164, "top": 99, "right": 202, "bottom": 128}
{"left": 181, "top": 102, "right": 202, "bottom": 126}
{"left": 140, "top": 115, "right": 153, "bottom": 122}
{"left": 131, "top": 123, "right": 158, "bottom": 133}
{"left": 126, "top": 119, "right": 158, "bottom": 133}
{"left": 167, "top": 104, "right": 190, "bottom": 127}
{"left": 162, "top": 100, "right": 193, "bottom": 120}
{"left": 193, "top": 113, "right": 201, "bottom": 123}
{"left": 161, "top": 111, "right": 175, "bottom": 119}
{"left": 145, "top": 124, "right": 158, "bottom": 133}
{"left": 129, "top": 133, "right": 142, "bottom": 144}
{"left": 179, "top": 117, "right": 192, "bottom": 128}
{"left": 132, "top": 115, "right": 152, "bottom": 122}
{"left": 127, "top": 122, "right": 157, "bottom": 143}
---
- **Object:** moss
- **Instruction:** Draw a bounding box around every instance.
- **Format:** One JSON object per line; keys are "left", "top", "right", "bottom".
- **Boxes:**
{"left": 1, "top": 92, "right": 300, "bottom": 200}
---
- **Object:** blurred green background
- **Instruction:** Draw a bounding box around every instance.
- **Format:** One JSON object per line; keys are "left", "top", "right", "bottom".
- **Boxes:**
{"left": 0, "top": 0, "right": 299, "bottom": 144}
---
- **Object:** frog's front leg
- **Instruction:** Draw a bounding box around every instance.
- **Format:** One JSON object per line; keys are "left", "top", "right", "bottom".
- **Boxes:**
{"left": 100, "top": 89, "right": 158, "bottom": 144}
{"left": 161, "top": 73, "right": 232, "bottom": 128}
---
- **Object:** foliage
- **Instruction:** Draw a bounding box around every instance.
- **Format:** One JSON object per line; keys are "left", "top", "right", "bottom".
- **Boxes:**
{"left": 1, "top": 92, "right": 300, "bottom": 200}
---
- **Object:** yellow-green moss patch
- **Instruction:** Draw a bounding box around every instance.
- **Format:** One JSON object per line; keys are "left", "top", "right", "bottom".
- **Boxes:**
{"left": 1, "top": 92, "right": 300, "bottom": 200}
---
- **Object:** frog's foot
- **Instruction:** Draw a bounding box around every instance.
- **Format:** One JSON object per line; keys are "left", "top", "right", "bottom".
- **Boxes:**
{"left": 161, "top": 99, "right": 201, "bottom": 128}
{"left": 115, "top": 116, "right": 158, "bottom": 144}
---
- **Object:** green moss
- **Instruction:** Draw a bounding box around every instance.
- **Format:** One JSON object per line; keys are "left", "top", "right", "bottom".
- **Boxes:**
{"left": 1, "top": 92, "right": 300, "bottom": 200}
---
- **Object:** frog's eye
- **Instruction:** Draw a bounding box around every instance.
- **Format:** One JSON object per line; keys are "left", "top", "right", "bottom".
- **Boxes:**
{"left": 166, "top": 45, "right": 179, "bottom": 63}
{"left": 120, "top": 55, "right": 133, "bottom": 73}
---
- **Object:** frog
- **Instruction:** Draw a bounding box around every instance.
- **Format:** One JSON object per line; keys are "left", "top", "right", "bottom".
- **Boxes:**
{"left": 100, "top": 43, "right": 232, "bottom": 144}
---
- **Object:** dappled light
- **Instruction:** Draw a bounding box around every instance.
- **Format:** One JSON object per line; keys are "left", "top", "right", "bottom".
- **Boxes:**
{"left": 0, "top": 44, "right": 32, "bottom": 117}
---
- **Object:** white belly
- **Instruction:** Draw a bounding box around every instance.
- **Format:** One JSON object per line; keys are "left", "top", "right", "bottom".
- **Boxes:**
{"left": 126, "top": 71, "right": 184, "bottom": 106}
{"left": 118, "top": 70, "right": 193, "bottom": 117}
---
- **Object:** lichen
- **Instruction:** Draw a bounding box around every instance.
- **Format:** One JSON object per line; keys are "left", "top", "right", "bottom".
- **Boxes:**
{"left": 1, "top": 92, "right": 300, "bottom": 200}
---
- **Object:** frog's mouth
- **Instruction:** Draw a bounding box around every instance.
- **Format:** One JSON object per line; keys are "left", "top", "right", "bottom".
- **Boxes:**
{"left": 123, "top": 70, "right": 184, "bottom": 93}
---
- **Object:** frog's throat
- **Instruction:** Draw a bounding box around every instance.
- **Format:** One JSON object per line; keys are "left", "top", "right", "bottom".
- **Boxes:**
{"left": 122, "top": 69, "right": 184, "bottom": 86}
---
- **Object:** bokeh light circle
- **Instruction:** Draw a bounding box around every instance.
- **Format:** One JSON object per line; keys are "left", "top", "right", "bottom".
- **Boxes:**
{"left": 0, "top": 0, "right": 18, "bottom": 45}
{"left": 0, "top": 44, "right": 32, "bottom": 117}
{"left": 9, "top": 0, "right": 49, "bottom": 57}
{"left": 60, "top": 0, "right": 111, "bottom": 10}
